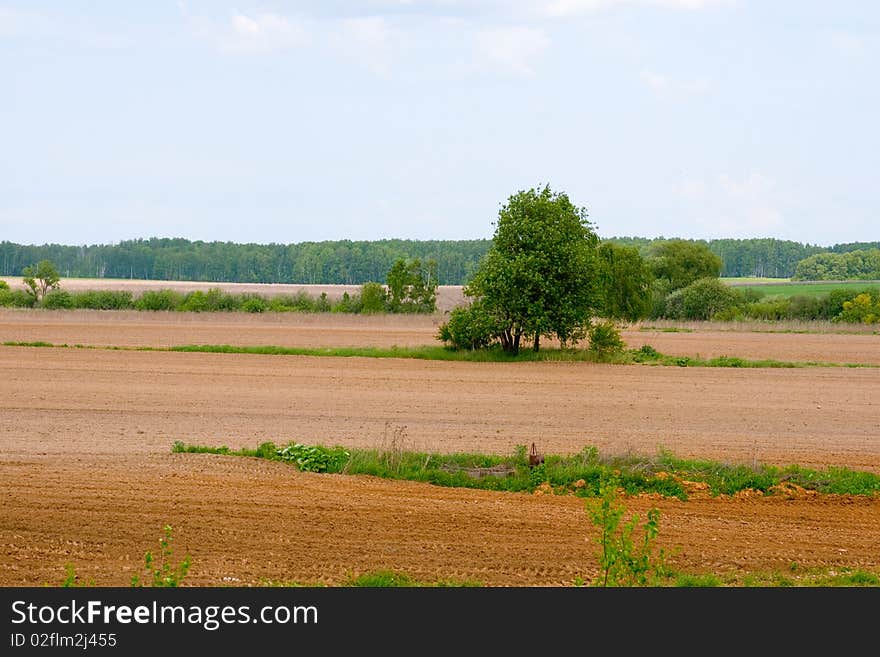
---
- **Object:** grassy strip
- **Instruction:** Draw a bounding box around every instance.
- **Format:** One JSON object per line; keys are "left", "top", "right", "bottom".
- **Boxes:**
{"left": 5, "top": 339, "right": 876, "bottom": 369}
{"left": 172, "top": 441, "right": 880, "bottom": 499}
{"left": 262, "top": 571, "right": 483, "bottom": 588}
{"left": 263, "top": 565, "right": 879, "bottom": 587}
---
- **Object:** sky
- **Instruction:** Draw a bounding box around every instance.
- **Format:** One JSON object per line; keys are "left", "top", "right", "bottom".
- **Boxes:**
{"left": 2, "top": 1, "right": 878, "bottom": 247}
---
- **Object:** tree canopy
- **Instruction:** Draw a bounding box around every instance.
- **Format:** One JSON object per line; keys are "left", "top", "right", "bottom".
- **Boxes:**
{"left": 455, "top": 185, "right": 599, "bottom": 355}
{"left": 645, "top": 239, "right": 722, "bottom": 291}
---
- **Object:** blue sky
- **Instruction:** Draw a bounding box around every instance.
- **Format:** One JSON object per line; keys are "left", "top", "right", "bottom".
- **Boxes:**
{"left": 2, "top": 1, "right": 877, "bottom": 246}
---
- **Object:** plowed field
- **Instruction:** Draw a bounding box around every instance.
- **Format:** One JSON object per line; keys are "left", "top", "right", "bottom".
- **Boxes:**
{"left": 1, "top": 309, "right": 878, "bottom": 586}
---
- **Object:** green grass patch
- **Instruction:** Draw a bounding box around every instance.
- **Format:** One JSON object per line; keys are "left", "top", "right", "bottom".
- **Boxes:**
{"left": 733, "top": 281, "right": 878, "bottom": 298}
{"left": 172, "top": 441, "right": 880, "bottom": 500}
{"left": 5, "top": 339, "right": 877, "bottom": 369}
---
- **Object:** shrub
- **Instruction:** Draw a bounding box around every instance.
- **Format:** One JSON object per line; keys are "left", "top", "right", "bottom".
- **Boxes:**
{"left": 680, "top": 278, "right": 742, "bottom": 320}
{"left": 42, "top": 289, "right": 74, "bottom": 309}
{"left": 277, "top": 443, "right": 351, "bottom": 473}
{"left": 359, "top": 282, "right": 388, "bottom": 314}
{"left": 241, "top": 295, "right": 267, "bottom": 313}
{"left": 437, "top": 300, "right": 503, "bottom": 350}
{"left": 837, "top": 292, "right": 880, "bottom": 324}
{"left": 130, "top": 524, "right": 191, "bottom": 588}
{"left": 71, "top": 290, "right": 135, "bottom": 310}
{"left": 0, "top": 288, "right": 36, "bottom": 307}
{"left": 588, "top": 320, "right": 624, "bottom": 354}
{"left": 135, "top": 289, "right": 183, "bottom": 311}
{"left": 178, "top": 290, "right": 210, "bottom": 312}
{"left": 0, "top": 280, "right": 8, "bottom": 291}
{"left": 585, "top": 475, "right": 668, "bottom": 587}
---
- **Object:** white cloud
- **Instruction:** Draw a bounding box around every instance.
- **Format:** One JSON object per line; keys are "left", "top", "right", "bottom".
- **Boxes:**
{"left": 220, "top": 12, "right": 310, "bottom": 53}
{"left": 640, "top": 70, "right": 669, "bottom": 91}
{"left": 717, "top": 172, "right": 774, "bottom": 197}
{"left": 677, "top": 172, "right": 786, "bottom": 237}
{"left": 474, "top": 26, "right": 550, "bottom": 77}
{"left": 545, "top": 0, "right": 733, "bottom": 17}
{"left": 829, "top": 31, "right": 865, "bottom": 56}
{"left": 639, "top": 69, "right": 711, "bottom": 96}
{"left": 334, "top": 17, "right": 398, "bottom": 77}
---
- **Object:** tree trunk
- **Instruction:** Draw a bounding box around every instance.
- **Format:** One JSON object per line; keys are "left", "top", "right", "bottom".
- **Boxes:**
{"left": 533, "top": 334, "right": 540, "bottom": 352}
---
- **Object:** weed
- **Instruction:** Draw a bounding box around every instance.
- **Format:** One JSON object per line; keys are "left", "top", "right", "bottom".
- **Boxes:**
{"left": 585, "top": 476, "right": 668, "bottom": 587}
{"left": 131, "top": 525, "right": 191, "bottom": 587}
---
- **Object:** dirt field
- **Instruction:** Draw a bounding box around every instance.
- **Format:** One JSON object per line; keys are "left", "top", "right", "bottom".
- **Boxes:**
{"left": 2, "top": 308, "right": 879, "bottom": 364}
{"left": 1, "top": 308, "right": 879, "bottom": 587}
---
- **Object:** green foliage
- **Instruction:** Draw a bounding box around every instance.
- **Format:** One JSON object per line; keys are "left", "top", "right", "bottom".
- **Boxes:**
{"left": 0, "top": 280, "right": 8, "bottom": 290}
{"left": 0, "top": 287, "right": 36, "bottom": 307}
{"left": 135, "top": 289, "right": 183, "bottom": 311}
{"left": 70, "top": 290, "right": 135, "bottom": 310}
{"left": 130, "top": 524, "right": 191, "bottom": 587}
{"left": 175, "top": 438, "right": 880, "bottom": 499}
{"left": 837, "top": 291, "right": 880, "bottom": 324}
{"left": 585, "top": 476, "right": 668, "bottom": 586}
{"left": 60, "top": 563, "right": 94, "bottom": 587}
{"left": 588, "top": 320, "right": 625, "bottom": 355}
{"left": 465, "top": 184, "right": 600, "bottom": 354}
{"left": 358, "top": 282, "right": 388, "bottom": 314}
{"left": 343, "top": 570, "right": 482, "bottom": 587}
{"left": 437, "top": 299, "right": 506, "bottom": 350}
{"left": 386, "top": 258, "right": 438, "bottom": 313}
{"left": 646, "top": 240, "right": 722, "bottom": 291}
{"left": 662, "top": 277, "right": 743, "bottom": 320}
{"left": 241, "top": 295, "right": 267, "bottom": 313}
{"left": 793, "top": 249, "right": 880, "bottom": 281}
{"left": 22, "top": 259, "right": 61, "bottom": 302}
{"left": 41, "top": 289, "right": 74, "bottom": 309}
{"left": 277, "top": 443, "right": 351, "bottom": 473}
{"left": 596, "top": 242, "right": 652, "bottom": 321}
{"left": 674, "top": 573, "right": 723, "bottom": 587}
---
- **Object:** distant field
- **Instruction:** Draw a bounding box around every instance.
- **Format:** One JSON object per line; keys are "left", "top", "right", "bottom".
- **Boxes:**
{"left": 724, "top": 278, "right": 880, "bottom": 297}
{"left": 722, "top": 277, "right": 790, "bottom": 285}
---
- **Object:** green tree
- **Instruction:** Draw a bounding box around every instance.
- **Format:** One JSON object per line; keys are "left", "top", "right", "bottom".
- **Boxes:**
{"left": 359, "top": 281, "right": 388, "bottom": 314}
{"left": 386, "top": 257, "right": 438, "bottom": 312}
{"left": 596, "top": 242, "right": 652, "bottom": 321}
{"left": 462, "top": 185, "right": 600, "bottom": 355}
{"left": 22, "top": 259, "right": 61, "bottom": 302}
{"left": 646, "top": 240, "right": 722, "bottom": 291}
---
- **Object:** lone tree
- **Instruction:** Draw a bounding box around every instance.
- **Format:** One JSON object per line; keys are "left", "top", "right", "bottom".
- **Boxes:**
{"left": 22, "top": 259, "right": 61, "bottom": 302}
{"left": 453, "top": 184, "right": 600, "bottom": 355}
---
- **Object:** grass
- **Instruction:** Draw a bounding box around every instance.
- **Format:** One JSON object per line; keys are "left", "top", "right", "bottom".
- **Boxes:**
{"left": 729, "top": 280, "right": 880, "bottom": 297}
{"left": 171, "top": 440, "right": 880, "bottom": 500}
{"left": 261, "top": 571, "right": 483, "bottom": 587}
{"left": 4, "top": 339, "right": 876, "bottom": 369}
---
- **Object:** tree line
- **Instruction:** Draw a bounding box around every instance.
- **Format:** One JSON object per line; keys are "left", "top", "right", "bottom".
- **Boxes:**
{"left": 2, "top": 236, "right": 878, "bottom": 285}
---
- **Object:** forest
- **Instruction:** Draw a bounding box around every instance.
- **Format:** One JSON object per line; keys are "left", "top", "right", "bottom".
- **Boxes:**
{"left": 1, "top": 237, "right": 878, "bottom": 285}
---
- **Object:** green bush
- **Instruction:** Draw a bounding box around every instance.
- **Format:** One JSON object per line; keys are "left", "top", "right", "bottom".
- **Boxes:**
{"left": 277, "top": 443, "right": 351, "bottom": 473}
{"left": 359, "top": 282, "right": 388, "bottom": 314}
{"left": 71, "top": 290, "right": 135, "bottom": 310}
{"left": 241, "top": 295, "right": 267, "bottom": 313}
{"left": 0, "top": 288, "right": 36, "bottom": 307}
{"left": 135, "top": 289, "right": 183, "bottom": 311}
{"left": 588, "top": 320, "right": 625, "bottom": 354}
{"left": 42, "top": 289, "right": 74, "bottom": 309}
{"left": 837, "top": 291, "right": 880, "bottom": 324}
{"left": 437, "top": 301, "right": 503, "bottom": 350}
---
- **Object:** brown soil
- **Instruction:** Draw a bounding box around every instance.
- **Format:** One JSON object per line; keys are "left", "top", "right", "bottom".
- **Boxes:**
{"left": 2, "top": 308, "right": 878, "bottom": 364}
{"left": 1, "top": 323, "right": 879, "bottom": 587}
